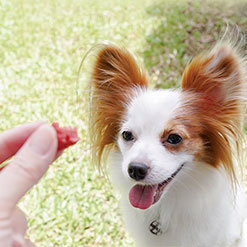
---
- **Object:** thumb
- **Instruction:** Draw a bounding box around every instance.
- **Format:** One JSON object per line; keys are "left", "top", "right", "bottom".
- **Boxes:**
{"left": 0, "top": 124, "right": 57, "bottom": 212}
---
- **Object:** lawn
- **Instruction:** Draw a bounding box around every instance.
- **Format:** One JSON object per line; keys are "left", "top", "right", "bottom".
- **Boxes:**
{"left": 0, "top": 0, "right": 246, "bottom": 246}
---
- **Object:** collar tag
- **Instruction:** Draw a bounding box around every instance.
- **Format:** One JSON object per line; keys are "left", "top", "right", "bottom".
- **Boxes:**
{"left": 149, "top": 220, "right": 162, "bottom": 235}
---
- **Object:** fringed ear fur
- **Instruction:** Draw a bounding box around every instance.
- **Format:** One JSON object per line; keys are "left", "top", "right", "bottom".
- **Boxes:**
{"left": 181, "top": 43, "right": 246, "bottom": 181}
{"left": 90, "top": 45, "right": 148, "bottom": 169}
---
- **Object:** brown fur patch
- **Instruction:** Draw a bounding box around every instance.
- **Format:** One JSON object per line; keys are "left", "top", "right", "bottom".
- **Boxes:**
{"left": 181, "top": 44, "right": 246, "bottom": 181}
{"left": 90, "top": 45, "right": 148, "bottom": 168}
{"left": 161, "top": 116, "right": 204, "bottom": 158}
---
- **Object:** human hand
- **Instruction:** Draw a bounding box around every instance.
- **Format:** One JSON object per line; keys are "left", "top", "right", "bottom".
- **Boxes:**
{"left": 0, "top": 122, "right": 58, "bottom": 247}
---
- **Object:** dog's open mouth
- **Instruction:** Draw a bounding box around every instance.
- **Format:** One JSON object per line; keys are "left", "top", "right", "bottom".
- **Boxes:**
{"left": 129, "top": 164, "right": 183, "bottom": 210}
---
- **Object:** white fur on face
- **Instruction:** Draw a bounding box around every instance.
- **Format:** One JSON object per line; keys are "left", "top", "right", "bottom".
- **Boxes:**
{"left": 109, "top": 88, "right": 246, "bottom": 247}
{"left": 117, "top": 89, "right": 193, "bottom": 185}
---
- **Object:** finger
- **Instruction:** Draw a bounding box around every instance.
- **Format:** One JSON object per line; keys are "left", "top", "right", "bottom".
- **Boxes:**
{"left": 25, "top": 239, "right": 35, "bottom": 247}
{"left": 12, "top": 238, "right": 35, "bottom": 247}
{"left": 12, "top": 236, "right": 25, "bottom": 247}
{"left": 0, "top": 125, "right": 57, "bottom": 213}
{"left": 11, "top": 207, "right": 27, "bottom": 237}
{"left": 0, "top": 121, "right": 45, "bottom": 164}
{"left": 11, "top": 208, "right": 33, "bottom": 247}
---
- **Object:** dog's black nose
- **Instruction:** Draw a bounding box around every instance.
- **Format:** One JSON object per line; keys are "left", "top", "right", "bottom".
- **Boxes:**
{"left": 128, "top": 162, "right": 149, "bottom": 181}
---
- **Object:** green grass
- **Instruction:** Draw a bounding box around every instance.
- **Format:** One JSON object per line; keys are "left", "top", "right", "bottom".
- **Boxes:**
{"left": 0, "top": 0, "right": 246, "bottom": 246}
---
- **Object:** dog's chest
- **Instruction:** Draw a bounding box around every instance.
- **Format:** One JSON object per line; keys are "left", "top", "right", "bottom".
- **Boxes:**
{"left": 121, "top": 196, "right": 243, "bottom": 247}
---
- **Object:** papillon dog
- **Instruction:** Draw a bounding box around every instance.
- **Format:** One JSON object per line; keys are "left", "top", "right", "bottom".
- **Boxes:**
{"left": 89, "top": 40, "right": 247, "bottom": 246}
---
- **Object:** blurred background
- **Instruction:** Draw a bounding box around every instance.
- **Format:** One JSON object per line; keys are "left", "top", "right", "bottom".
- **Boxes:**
{"left": 0, "top": 0, "right": 246, "bottom": 246}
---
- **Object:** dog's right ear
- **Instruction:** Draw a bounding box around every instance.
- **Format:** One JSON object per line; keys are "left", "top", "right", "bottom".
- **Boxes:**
{"left": 90, "top": 45, "right": 148, "bottom": 168}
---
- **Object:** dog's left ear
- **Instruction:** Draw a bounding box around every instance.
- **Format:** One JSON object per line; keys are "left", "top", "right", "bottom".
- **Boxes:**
{"left": 181, "top": 44, "right": 244, "bottom": 111}
{"left": 181, "top": 44, "right": 246, "bottom": 181}
{"left": 90, "top": 45, "right": 148, "bottom": 168}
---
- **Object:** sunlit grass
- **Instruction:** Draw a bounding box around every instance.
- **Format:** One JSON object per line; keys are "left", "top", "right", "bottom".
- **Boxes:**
{"left": 0, "top": 0, "right": 246, "bottom": 246}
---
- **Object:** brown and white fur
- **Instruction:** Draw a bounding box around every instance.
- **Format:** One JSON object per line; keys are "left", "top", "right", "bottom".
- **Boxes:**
{"left": 89, "top": 41, "right": 247, "bottom": 246}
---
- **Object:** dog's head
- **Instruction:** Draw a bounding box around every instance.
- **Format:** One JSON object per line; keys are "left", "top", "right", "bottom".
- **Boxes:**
{"left": 90, "top": 44, "right": 246, "bottom": 210}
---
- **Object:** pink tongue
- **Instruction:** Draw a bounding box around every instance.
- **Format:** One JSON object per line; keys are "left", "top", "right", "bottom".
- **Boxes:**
{"left": 129, "top": 184, "right": 157, "bottom": 210}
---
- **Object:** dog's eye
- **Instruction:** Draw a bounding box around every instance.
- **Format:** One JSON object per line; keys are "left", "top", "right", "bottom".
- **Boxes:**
{"left": 166, "top": 134, "right": 183, "bottom": 145}
{"left": 122, "top": 131, "right": 134, "bottom": 141}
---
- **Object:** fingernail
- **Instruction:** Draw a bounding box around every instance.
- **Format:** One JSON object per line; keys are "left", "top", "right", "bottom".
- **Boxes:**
{"left": 28, "top": 125, "right": 56, "bottom": 155}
